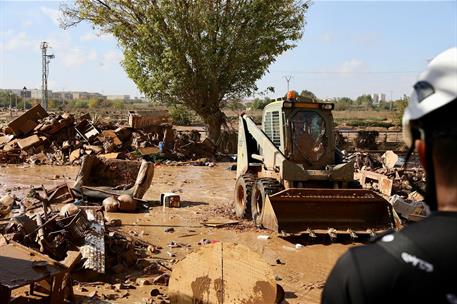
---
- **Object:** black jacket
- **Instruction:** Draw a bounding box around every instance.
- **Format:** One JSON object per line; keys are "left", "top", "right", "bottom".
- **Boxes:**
{"left": 322, "top": 212, "right": 457, "bottom": 304}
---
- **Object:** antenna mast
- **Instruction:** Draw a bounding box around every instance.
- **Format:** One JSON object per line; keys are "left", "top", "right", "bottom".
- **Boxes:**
{"left": 41, "top": 42, "right": 55, "bottom": 110}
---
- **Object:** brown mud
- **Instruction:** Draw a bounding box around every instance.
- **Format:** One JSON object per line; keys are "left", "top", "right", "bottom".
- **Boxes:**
{"left": 1, "top": 163, "right": 353, "bottom": 303}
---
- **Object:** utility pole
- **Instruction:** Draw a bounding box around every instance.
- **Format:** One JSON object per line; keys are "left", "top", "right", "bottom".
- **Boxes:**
{"left": 283, "top": 75, "right": 293, "bottom": 92}
{"left": 41, "top": 42, "right": 55, "bottom": 111}
{"left": 22, "top": 87, "right": 27, "bottom": 111}
{"left": 390, "top": 90, "right": 393, "bottom": 111}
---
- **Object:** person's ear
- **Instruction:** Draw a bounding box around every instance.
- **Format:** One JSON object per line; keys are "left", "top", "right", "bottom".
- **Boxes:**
{"left": 416, "top": 139, "right": 426, "bottom": 170}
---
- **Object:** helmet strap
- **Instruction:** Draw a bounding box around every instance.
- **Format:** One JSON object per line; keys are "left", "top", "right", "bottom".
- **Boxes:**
{"left": 402, "top": 143, "right": 415, "bottom": 170}
{"left": 424, "top": 131, "right": 437, "bottom": 211}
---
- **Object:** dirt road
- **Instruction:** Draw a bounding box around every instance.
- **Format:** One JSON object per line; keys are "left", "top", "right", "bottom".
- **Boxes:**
{"left": 0, "top": 163, "right": 353, "bottom": 303}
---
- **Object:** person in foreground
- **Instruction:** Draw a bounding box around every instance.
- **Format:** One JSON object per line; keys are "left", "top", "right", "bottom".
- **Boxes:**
{"left": 321, "top": 47, "right": 457, "bottom": 304}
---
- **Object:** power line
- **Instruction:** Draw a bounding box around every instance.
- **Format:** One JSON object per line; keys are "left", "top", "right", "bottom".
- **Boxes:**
{"left": 272, "top": 70, "right": 421, "bottom": 75}
{"left": 283, "top": 75, "right": 293, "bottom": 91}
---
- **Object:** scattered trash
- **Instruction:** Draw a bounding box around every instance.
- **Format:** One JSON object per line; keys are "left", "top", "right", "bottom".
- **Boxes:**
{"left": 202, "top": 219, "right": 239, "bottom": 228}
{"left": 0, "top": 194, "right": 14, "bottom": 217}
{"left": 108, "top": 218, "right": 122, "bottom": 227}
{"left": 390, "top": 194, "right": 429, "bottom": 222}
{"left": 103, "top": 196, "right": 119, "bottom": 212}
{"left": 257, "top": 234, "right": 271, "bottom": 240}
{"left": 161, "top": 192, "right": 181, "bottom": 208}
{"left": 198, "top": 238, "right": 212, "bottom": 245}
{"left": 117, "top": 194, "right": 137, "bottom": 212}
{"left": 153, "top": 273, "right": 170, "bottom": 286}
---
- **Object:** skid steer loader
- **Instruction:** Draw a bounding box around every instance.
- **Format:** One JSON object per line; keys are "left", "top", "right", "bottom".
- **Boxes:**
{"left": 234, "top": 92, "right": 396, "bottom": 238}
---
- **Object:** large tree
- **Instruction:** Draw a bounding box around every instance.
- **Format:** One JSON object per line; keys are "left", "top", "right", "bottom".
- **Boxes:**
{"left": 61, "top": 0, "right": 309, "bottom": 141}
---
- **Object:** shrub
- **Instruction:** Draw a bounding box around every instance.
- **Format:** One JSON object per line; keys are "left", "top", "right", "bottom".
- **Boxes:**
{"left": 169, "top": 104, "right": 192, "bottom": 125}
{"left": 73, "top": 100, "right": 89, "bottom": 109}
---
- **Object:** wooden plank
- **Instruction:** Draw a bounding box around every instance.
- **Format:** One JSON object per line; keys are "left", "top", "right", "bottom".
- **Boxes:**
{"left": 201, "top": 219, "right": 239, "bottom": 228}
{"left": 168, "top": 242, "right": 276, "bottom": 304}
{"left": 7, "top": 104, "right": 48, "bottom": 136}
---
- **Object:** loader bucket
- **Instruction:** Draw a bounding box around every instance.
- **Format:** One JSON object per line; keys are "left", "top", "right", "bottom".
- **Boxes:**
{"left": 261, "top": 188, "right": 396, "bottom": 236}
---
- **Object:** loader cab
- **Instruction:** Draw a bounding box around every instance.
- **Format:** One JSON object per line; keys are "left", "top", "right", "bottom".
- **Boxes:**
{"left": 262, "top": 100, "right": 335, "bottom": 169}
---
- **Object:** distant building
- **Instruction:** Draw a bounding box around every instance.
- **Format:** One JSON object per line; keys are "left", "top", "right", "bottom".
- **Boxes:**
{"left": 52, "top": 91, "right": 74, "bottom": 100}
{"left": 371, "top": 94, "right": 379, "bottom": 104}
{"left": 370, "top": 93, "right": 386, "bottom": 104}
{"left": 30, "top": 89, "right": 50, "bottom": 100}
{"left": 106, "top": 94, "right": 130, "bottom": 101}
{"left": 70, "top": 92, "right": 106, "bottom": 100}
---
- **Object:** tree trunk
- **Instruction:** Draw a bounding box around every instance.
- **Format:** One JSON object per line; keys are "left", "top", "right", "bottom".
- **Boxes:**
{"left": 199, "top": 108, "right": 226, "bottom": 143}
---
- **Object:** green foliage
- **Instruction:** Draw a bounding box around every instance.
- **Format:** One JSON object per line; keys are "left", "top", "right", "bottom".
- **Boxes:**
{"left": 111, "top": 99, "right": 125, "bottom": 109}
{"left": 355, "top": 94, "right": 373, "bottom": 107}
{"left": 88, "top": 98, "right": 100, "bottom": 109}
{"left": 250, "top": 97, "right": 273, "bottom": 110}
{"left": 169, "top": 104, "right": 192, "bottom": 125}
{"left": 345, "top": 120, "right": 393, "bottom": 128}
{"left": 0, "top": 91, "right": 20, "bottom": 108}
{"left": 61, "top": 0, "right": 309, "bottom": 140}
{"left": 334, "top": 97, "right": 353, "bottom": 111}
{"left": 299, "top": 89, "right": 317, "bottom": 101}
{"left": 73, "top": 100, "right": 89, "bottom": 109}
{"left": 47, "top": 99, "right": 62, "bottom": 109}
{"left": 225, "top": 99, "right": 245, "bottom": 111}
{"left": 16, "top": 100, "right": 33, "bottom": 110}
{"left": 85, "top": 98, "right": 125, "bottom": 109}
{"left": 393, "top": 99, "right": 408, "bottom": 125}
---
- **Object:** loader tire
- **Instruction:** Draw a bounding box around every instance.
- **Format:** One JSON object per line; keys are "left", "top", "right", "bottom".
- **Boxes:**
{"left": 251, "top": 178, "right": 283, "bottom": 227}
{"left": 234, "top": 174, "right": 256, "bottom": 219}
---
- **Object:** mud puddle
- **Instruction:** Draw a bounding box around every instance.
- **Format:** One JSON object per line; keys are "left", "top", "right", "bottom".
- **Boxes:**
{"left": 1, "top": 163, "right": 353, "bottom": 303}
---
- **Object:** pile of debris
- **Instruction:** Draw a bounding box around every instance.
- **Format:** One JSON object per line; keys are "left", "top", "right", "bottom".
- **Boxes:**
{"left": 351, "top": 150, "right": 428, "bottom": 222}
{"left": 0, "top": 105, "right": 221, "bottom": 165}
{"left": 0, "top": 157, "right": 172, "bottom": 302}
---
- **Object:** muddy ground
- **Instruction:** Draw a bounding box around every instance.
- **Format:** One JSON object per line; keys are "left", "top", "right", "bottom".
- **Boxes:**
{"left": 0, "top": 163, "right": 353, "bottom": 304}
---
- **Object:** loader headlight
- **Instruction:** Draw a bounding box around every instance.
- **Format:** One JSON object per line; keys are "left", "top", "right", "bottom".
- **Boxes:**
{"left": 320, "top": 103, "right": 334, "bottom": 110}
{"left": 283, "top": 102, "right": 293, "bottom": 108}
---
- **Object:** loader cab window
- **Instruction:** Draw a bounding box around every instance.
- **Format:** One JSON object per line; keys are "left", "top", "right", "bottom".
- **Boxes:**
{"left": 290, "top": 111, "right": 327, "bottom": 164}
{"left": 264, "top": 110, "right": 281, "bottom": 147}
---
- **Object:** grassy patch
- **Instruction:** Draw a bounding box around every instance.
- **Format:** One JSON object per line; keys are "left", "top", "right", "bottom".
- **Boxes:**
{"left": 344, "top": 120, "right": 393, "bottom": 128}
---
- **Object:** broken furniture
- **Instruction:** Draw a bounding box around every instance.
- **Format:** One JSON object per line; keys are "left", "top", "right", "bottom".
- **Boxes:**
{"left": 6, "top": 105, "right": 48, "bottom": 137}
{"left": 45, "top": 183, "right": 74, "bottom": 205}
{"left": 72, "top": 155, "right": 154, "bottom": 200}
{"left": 0, "top": 241, "right": 69, "bottom": 303}
{"left": 74, "top": 119, "right": 99, "bottom": 142}
{"left": 128, "top": 109, "right": 170, "bottom": 130}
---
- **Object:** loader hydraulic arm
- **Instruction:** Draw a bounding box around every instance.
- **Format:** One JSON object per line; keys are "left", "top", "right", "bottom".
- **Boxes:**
{"left": 236, "top": 114, "right": 286, "bottom": 177}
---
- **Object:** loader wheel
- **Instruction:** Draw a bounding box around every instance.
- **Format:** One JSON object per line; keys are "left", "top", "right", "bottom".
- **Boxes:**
{"left": 251, "top": 178, "right": 283, "bottom": 227}
{"left": 234, "top": 174, "right": 256, "bottom": 219}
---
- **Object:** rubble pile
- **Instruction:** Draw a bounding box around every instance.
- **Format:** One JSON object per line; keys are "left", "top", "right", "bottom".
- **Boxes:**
{"left": 0, "top": 182, "right": 172, "bottom": 302}
{"left": 350, "top": 151, "right": 428, "bottom": 222}
{"left": 0, "top": 105, "right": 222, "bottom": 165}
{"left": 0, "top": 156, "right": 176, "bottom": 302}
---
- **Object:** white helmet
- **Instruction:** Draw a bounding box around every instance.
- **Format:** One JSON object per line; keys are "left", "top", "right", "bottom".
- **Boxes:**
{"left": 403, "top": 47, "right": 457, "bottom": 147}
